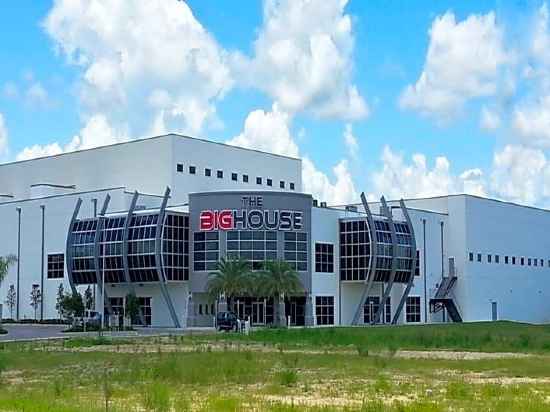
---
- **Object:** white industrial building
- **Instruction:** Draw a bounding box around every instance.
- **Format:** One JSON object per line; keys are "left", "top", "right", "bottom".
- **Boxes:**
{"left": 1, "top": 133, "right": 549, "bottom": 327}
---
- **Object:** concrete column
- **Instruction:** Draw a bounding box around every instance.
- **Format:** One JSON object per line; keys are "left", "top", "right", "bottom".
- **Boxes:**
{"left": 186, "top": 293, "right": 195, "bottom": 327}
{"left": 305, "top": 294, "right": 314, "bottom": 326}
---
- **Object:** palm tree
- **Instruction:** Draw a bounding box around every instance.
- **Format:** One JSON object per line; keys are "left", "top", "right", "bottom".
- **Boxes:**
{"left": 0, "top": 254, "right": 17, "bottom": 326}
{"left": 258, "top": 260, "right": 303, "bottom": 326}
{"left": 207, "top": 256, "right": 252, "bottom": 310}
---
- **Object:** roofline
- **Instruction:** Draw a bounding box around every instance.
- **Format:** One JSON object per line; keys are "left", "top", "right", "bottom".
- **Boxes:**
{"left": 336, "top": 193, "right": 550, "bottom": 215}
{"left": 0, "top": 133, "right": 301, "bottom": 168}
{"left": 0, "top": 186, "right": 127, "bottom": 206}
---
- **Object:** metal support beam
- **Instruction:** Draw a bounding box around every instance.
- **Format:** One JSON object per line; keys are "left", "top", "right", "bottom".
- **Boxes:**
{"left": 93, "top": 194, "right": 114, "bottom": 316}
{"left": 122, "top": 191, "right": 145, "bottom": 326}
{"left": 372, "top": 197, "right": 398, "bottom": 325}
{"left": 351, "top": 192, "right": 378, "bottom": 325}
{"left": 392, "top": 199, "right": 418, "bottom": 325}
{"left": 66, "top": 198, "right": 82, "bottom": 295}
{"left": 155, "top": 187, "right": 181, "bottom": 328}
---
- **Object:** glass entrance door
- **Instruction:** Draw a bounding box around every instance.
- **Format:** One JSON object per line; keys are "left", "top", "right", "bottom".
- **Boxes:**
{"left": 252, "top": 301, "right": 265, "bottom": 325}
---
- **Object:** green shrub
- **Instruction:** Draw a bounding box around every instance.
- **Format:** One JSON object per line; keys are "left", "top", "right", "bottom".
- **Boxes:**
{"left": 142, "top": 382, "right": 171, "bottom": 412}
{"left": 276, "top": 369, "right": 298, "bottom": 387}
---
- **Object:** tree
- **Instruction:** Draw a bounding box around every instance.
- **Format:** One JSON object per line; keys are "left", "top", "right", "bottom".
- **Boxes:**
{"left": 5, "top": 285, "right": 16, "bottom": 319}
{"left": 207, "top": 257, "right": 252, "bottom": 308}
{"left": 84, "top": 286, "right": 94, "bottom": 311}
{"left": 55, "top": 284, "right": 65, "bottom": 320}
{"left": 59, "top": 292, "right": 84, "bottom": 325}
{"left": 30, "top": 285, "right": 42, "bottom": 321}
{"left": 258, "top": 260, "right": 303, "bottom": 326}
{"left": 124, "top": 293, "right": 140, "bottom": 324}
{"left": 0, "top": 255, "right": 17, "bottom": 326}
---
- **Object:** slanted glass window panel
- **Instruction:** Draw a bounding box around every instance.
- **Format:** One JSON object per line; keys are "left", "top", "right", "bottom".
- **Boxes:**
{"left": 162, "top": 213, "right": 189, "bottom": 281}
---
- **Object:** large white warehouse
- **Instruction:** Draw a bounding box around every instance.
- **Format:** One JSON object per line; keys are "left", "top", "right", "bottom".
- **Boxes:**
{"left": 1, "top": 134, "right": 549, "bottom": 327}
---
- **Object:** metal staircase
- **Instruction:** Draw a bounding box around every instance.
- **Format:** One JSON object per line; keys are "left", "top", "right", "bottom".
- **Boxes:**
{"left": 429, "top": 276, "right": 462, "bottom": 322}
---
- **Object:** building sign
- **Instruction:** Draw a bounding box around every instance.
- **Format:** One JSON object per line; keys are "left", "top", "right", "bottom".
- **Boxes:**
{"left": 199, "top": 195, "right": 303, "bottom": 231}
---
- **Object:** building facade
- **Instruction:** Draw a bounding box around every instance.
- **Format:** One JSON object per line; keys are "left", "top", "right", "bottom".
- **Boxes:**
{"left": 2, "top": 134, "right": 550, "bottom": 327}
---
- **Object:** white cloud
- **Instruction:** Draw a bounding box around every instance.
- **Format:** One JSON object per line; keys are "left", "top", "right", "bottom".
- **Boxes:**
{"left": 399, "top": 11, "right": 510, "bottom": 121}
{"left": 343, "top": 123, "right": 358, "bottom": 159}
{"left": 490, "top": 144, "right": 550, "bottom": 205}
{"left": 25, "top": 82, "right": 51, "bottom": 108}
{"left": 512, "top": 95, "right": 550, "bottom": 147}
{"left": 226, "top": 104, "right": 298, "bottom": 157}
{"left": 302, "top": 157, "right": 358, "bottom": 205}
{"left": 480, "top": 106, "right": 501, "bottom": 131}
{"left": 43, "top": 0, "right": 233, "bottom": 149}
{"left": 234, "top": 0, "right": 368, "bottom": 120}
{"left": 371, "top": 146, "right": 486, "bottom": 199}
{"left": 0, "top": 113, "right": 8, "bottom": 157}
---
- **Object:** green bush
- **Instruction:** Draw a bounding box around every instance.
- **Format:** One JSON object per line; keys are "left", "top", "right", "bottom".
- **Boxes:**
{"left": 276, "top": 369, "right": 298, "bottom": 387}
{"left": 142, "top": 382, "right": 170, "bottom": 412}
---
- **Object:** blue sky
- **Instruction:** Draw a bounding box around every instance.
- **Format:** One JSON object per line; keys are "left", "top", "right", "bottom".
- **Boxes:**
{"left": 1, "top": 1, "right": 550, "bottom": 206}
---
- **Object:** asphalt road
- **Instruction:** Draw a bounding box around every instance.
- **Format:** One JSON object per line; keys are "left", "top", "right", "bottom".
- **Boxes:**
{"left": 0, "top": 323, "right": 213, "bottom": 342}
{"left": 0, "top": 324, "right": 67, "bottom": 341}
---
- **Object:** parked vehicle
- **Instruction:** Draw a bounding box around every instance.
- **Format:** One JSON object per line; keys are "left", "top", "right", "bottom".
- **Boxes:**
{"left": 216, "top": 311, "right": 238, "bottom": 331}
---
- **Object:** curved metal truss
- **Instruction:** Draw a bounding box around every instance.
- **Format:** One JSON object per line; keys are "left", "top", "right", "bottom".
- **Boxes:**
{"left": 345, "top": 193, "right": 417, "bottom": 325}
{"left": 66, "top": 187, "right": 188, "bottom": 327}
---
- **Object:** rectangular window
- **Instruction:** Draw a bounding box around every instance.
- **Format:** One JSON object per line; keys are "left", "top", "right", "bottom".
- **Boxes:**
{"left": 521, "top": 257, "right": 525, "bottom": 265}
{"left": 225, "top": 230, "right": 277, "bottom": 271}
{"left": 284, "top": 231, "right": 308, "bottom": 271}
{"left": 495, "top": 255, "right": 499, "bottom": 264}
{"left": 231, "top": 173, "right": 238, "bottom": 181}
{"left": 256, "top": 177, "right": 262, "bottom": 185}
{"left": 177, "top": 163, "right": 184, "bottom": 173}
{"left": 512, "top": 256, "right": 516, "bottom": 265}
{"left": 47, "top": 253, "right": 64, "bottom": 279}
{"left": 189, "top": 165, "right": 196, "bottom": 174}
{"left": 469, "top": 252, "right": 474, "bottom": 262}
{"left": 535, "top": 259, "right": 538, "bottom": 267}
{"left": 541, "top": 259, "right": 544, "bottom": 267}
{"left": 477, "top": 253, "right": 482, "bottom": 262}
{"left": 415, "top": 250, "right": 420, "bottom": 276}
{"left": 217, "top": 170, "right": 223, "bottom": 179}
{"left": 315, "top": 296, "right": 334, "bottom": 325}
{"left": 385, "top": 297, "right": 391, "bottom": 324}
{"left": 315, "top": 243, "right": 334, "bottom": 273}
{"left": 406, "top": 296, "right": 421, "bottom": 323}
{"left": 505, "top": 256, "right": 509, "bottom": 264}
{"left": 280, "top": 181, "right": 285, "bottom": 189}
{"left": 290, "top": 183, "right": 295, "bottom": 190}
{"left": 267, "top": 178, "right": 272, "bottom": 187}
{"left": 243, "top": 174, "right": 249, "bottom": 183}
{"left": 193, "top": 231, "right": 219, "bottom": 272}
{"left": 205, "top": 168, "right": 211, "bottom": 177}
{"left": 487, "top": 254, "right": 492, "bottom": 263}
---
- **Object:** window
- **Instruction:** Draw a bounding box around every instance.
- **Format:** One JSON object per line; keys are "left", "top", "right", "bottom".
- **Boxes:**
{"left": 541, "top": 259, "right": 544, "bottom": 267}
{"left": 231, "top": 173, "right": 238, "bottom": 181}
{"left": 189, "top": 165, "right": 196, "bottom": 174}
{"left": 487, "top": 254, "right": 492, "bottom": 263}
{"left": 340, "top": 220, "right": 370, "bottom": 281}
{"left": 47, "top": 253, "right": 64, "bottom": 279}
{"left": 280, "top": 181, "right": 285, "bottom": 189}
{"left": 528, "top": 258, "right": 532, "bottom": 266}
{"left": 226, "top": 230, "right": 278, "bottom": 270}
{"left": 512, "top": 256, "right": 516, "bottom": 265}
{"left": 193, "top": 231, "right": 219, "bottom": 271}
{"left": 521, "top": 257, "right": 525, "bottom": 265}
{"left": 495, "top": 255, "right": 499, "bottom": 264}
{"left": 315, "top": 243, "right": 334, "bottom": 273}
{"left": 290, "top": 183, "right": 295, "bottom": 190}
{"left": 243, "top": 174, "right": 249, "bottom": 183}
{"left": 284, "top": 232, "right": 308, "bottom": 271}
{"left": 177, "top": 163, "right": 184, "bottom": 173}
{"left": 163, "top": 214, "right": 189, "bottom": 281}
{"left": 364, "top": 296, "right": 381, "bottom": 324}
{"left": 267, "top": 178, "right": 273, "bottom": 187}
{"left": 505, "top": 256, "right": 509, "bottom": 264}
{"left": 535, "top": 259, "right": 538, "bottom": 267}
{"left": 385, "top": 297, "right": 391, "bottom": 324}
{"left": 406, "top": 296, "right": 421, "bottom": 323}
{"left": 217, "top": 170, "right": 223, "bottom": 179}
{"left": 256, "top": 177, "right": 262, "bottom": 185}
{"left": 198, "top": 304, "right": 203, "bottom": 315}
{"left": 315, "top": 296, "right": 334, "bottom": 325}
{"left": 477, "top": 253, "right": 482, "bottom": 262}
{"left": 469, "top": 252, "right": 474, "bottom": 262}
{"left": 205, "top": 168, "right": 211, "bottom": 177}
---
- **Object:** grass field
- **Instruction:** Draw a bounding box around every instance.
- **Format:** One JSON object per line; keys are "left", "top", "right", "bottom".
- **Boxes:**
{"left": 1, "top": 322, "right": 550, "bottom": 411}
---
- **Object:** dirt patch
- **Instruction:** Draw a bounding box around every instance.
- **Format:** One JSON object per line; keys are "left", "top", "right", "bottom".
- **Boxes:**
{"left": 395, "top": 350, "right": 533, "bottom": 360}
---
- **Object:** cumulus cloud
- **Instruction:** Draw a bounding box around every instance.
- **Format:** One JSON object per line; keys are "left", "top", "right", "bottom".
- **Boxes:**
{"left": 399, "top": 11, "right": 510, "bottom": 121}
{"left": 480, "top": 106, "right": 501, "bottom": 131}
{"left": 234, "top": 0, "right": 368, "bottom": 120}
{"left": 42, "top": 0, "right": 233, "bottom": 150}
{"left": 0, "top": 113, "right": 8, "bottom": 157}
{"left": 343, "top": 123, "right": 358, "bottom": 159}
{"left": 227, "top": 104, "right": 298, "bottom": 157}
{"left": 490, "top": 144, "right": 550, "bottom": 205}
{"left": 302, "top": 157, "right": 358, "bottom": 205}
{"left": 371, "top": 146, "right": 486, "bottom": 199}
